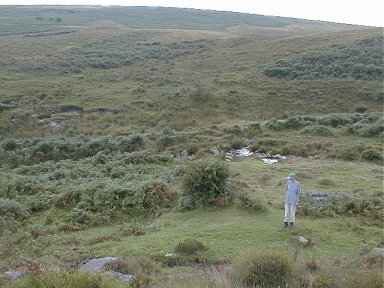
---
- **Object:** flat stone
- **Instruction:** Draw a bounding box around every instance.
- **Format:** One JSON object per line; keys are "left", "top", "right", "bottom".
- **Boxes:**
{"left": 4, "top": 270, "right": 23, "bottom": 281}
{"left": 79, "top": 257, "right": 117, "bottom": 272}
{"left": 373, "top": 248, "right": 384, "bottom": 254}
{"left": 104, "top": 271, "right": 134, "bottom": 282}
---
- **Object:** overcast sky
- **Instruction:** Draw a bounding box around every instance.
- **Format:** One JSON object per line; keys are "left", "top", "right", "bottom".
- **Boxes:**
{"left": 3, "top": 0, "right": 384, "bottom": 27}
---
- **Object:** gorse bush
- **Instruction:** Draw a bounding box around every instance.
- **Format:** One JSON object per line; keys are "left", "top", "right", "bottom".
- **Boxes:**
{"left": 0, "top": 146, "right": 179, "bottom": 229}
{"left": 4, "top": 32, "right": 212, "bottom": 74}
{"left": 123, "top": 150, "right": 174, "bottom": 165}
{"left": 237, "top": 193, "right": 267, "bottom": 212}
{"left": 181, "top": 159, "right": 230, "bottom": 210}
{"left": 0, "top": 135, "right": 146, "bottom": 167}
{"left": 300, "top": 191, "right": 384, "bottom": 219}
{"left": 74, "top": 180, "right": 176, "bottom": 218}
{"left": 264, "top": 112, "right": 383, "bottom": 137}
{"left": 231, "top": 251, "right": 294, "bottom": 287}
{"left": 361, "top": 149, "right": 382, "bottom": 161}
{"left": 263, "top": 36, "right": 383, "bottom": 80}
{"left": 0, "top": 198, "right": 29, "bottom": 221}
{"left": 301, "top": 125, "right": 334, "bottom": 136}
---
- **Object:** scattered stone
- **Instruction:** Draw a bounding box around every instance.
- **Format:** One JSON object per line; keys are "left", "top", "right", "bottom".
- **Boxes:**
{"left": 49, "top": 121, "right": 61, "bottom": 128}
{"left": 103, "top": 271, "right": 134, "bottom": 282}
{"left": 226, "top": 152, "right": 234, "bottom": 161}
{"left": 56, "top": 105, "right": 84, "bottom": 113}
{"left": 236, "top": 147, "right": 253, "bottom": 157}
{"left": 3, "top": 270, "right": 23, "bottom": 281}
{"left": 211, "top": 140, "right": 286, "bottom": 164}
{"left": 174, "top": 150, "right": 189, "bottom": 159}
{"left": 256, "top": 153, "right": 286, "bottom": 164}
{"left": 65, "top": 119, "right": 73, "bottom": 127}
{"left": 244, "top": 139, "right": 253, "bottom": 146}
{"left": 261, "top": 158, "right": 278, "bottom": 164}
{"left": 298, "top": 236, "right": 309, "bottom": 245}
{"left": 310, "top": 191, "right": 330, "bottom": 200}
{"left": 211, "top": 147, "right": 221, "bottom": 155}
{"left": 373, "top": 248, "right": 384, "bottom": 254}
{"left": 79, "top": 257, "right": 117, "bottom": 272}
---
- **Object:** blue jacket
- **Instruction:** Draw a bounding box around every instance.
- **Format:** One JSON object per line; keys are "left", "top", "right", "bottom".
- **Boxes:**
{"left": 285, "top": 180, "right": 301, "bottom": 205}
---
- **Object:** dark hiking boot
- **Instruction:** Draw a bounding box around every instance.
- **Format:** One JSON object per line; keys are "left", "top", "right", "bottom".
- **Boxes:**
{"left": 290, "top": 222, "right": 294, "bottom": 227}
{"left": 284, "top": 222, "right": 288, "bottom": 228}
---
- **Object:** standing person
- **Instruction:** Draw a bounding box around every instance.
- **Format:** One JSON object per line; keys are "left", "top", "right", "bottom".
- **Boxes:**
{"left": 284, "top": 173, "right": 301, "bottom": 228}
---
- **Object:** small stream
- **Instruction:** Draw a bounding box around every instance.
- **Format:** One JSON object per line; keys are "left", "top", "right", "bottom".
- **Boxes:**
{"left": 219, "top": 143, "right": 286, "bottom": 164}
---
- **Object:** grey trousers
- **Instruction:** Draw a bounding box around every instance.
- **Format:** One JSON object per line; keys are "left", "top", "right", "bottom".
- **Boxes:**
{"left": 284, "top": 203, "right": 296, "bottom": 223}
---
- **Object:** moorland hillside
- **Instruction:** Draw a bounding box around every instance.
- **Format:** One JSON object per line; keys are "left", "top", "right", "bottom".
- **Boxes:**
{"left": 0, "top": 6, "right": 383, "bottom": 288}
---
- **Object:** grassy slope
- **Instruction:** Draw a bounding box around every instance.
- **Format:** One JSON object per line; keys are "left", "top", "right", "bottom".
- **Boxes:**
{"left": 0, "top": 6, "right": 383, "bottom": 287}
{"left": 0, "top": 6, "right": 382, "bottom": 138}
{"left": 2, "top": 156, "right": 381, "bottom": 286}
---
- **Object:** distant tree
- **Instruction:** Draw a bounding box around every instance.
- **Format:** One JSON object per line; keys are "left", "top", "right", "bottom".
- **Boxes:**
{"left": 36, "top": 16, "right": 43, "bottom": 20}
{"left": 55, "top": 17, "right": 63, "bottom": 23}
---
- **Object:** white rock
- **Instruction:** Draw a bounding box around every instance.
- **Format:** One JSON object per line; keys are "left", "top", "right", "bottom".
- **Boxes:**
{"left": 298, "top": 236, "right": 309, "bottom": 245}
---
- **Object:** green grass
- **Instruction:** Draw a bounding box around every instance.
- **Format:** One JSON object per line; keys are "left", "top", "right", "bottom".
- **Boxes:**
{"left": 1, "top": 154, "right": 383, "bottom": 286}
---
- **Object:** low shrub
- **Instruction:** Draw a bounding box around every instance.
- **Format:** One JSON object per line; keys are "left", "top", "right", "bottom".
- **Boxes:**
{"left": 237, "top": 193, "right": 267, "bottom": 212}
{"left": 230, "top": 138, "right": 244, "bottom": 150}
{"left": 0, "top": 139, "right": 19, "bottom": 151}
{"left": 117, "top": 135, "right": 145, "bottom": 153}
{"left": 152, "top": 253, "right": 204, "bottom": 267}
{"left": 104, "top": 256, "right": 158, "bottom": 276}
{"left": 222, "top": 124, "right": 243, "bottom": 135}
{"left": 26, "top": 194, "right": 52, "bottom": 213}
{"left": 231, "top": 251, "right": 294, "bottom": 287}
{"left": 181, "top": 159, "right": 230, "bottom": 210}
{"left": 301, "top": 125, "right": 334, "bottom": 136}
{"left": 341, "top": 149, "right": 359, "bottom": 161}
{"left": 263, "top": 112, "right": 382, "bottom": 138}
{"left": 175, "top": 238, "right": 206, "bottom": 255}
{"left": 318, "top": 179, "right": 334, "bottom": 186}
{"left": 300, "top": 192, "right": 384, "bottom": 219}
{"left": 119, "top": 223, "right": 147, "bottom": 236}
{"left": 362, "top": 149, "right": 382, "bottom": 161}
{"left": 54, "top": 190, "right": 82, "bottom": 209}
{"left": 139, "top": 180, "right": 177, "bottom": 215}
{"left": 123, "top": 150, "right": 173, "bottom": 165}
{"left": 65, "top": 208, "right": 106, "bottom": 227}
{"left": 0, "top": 198, "right": 29, "bottom": 221}
{"left": 264, "top": 118, "right": 284, "bottom": 130}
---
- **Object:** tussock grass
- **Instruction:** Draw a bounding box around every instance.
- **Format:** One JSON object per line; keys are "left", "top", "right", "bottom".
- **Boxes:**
{"left": 5, "top": 271, "right": 126, "bottom": 288}
{"left": 230, "top": 250, "right": 295, "bottom": 287}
